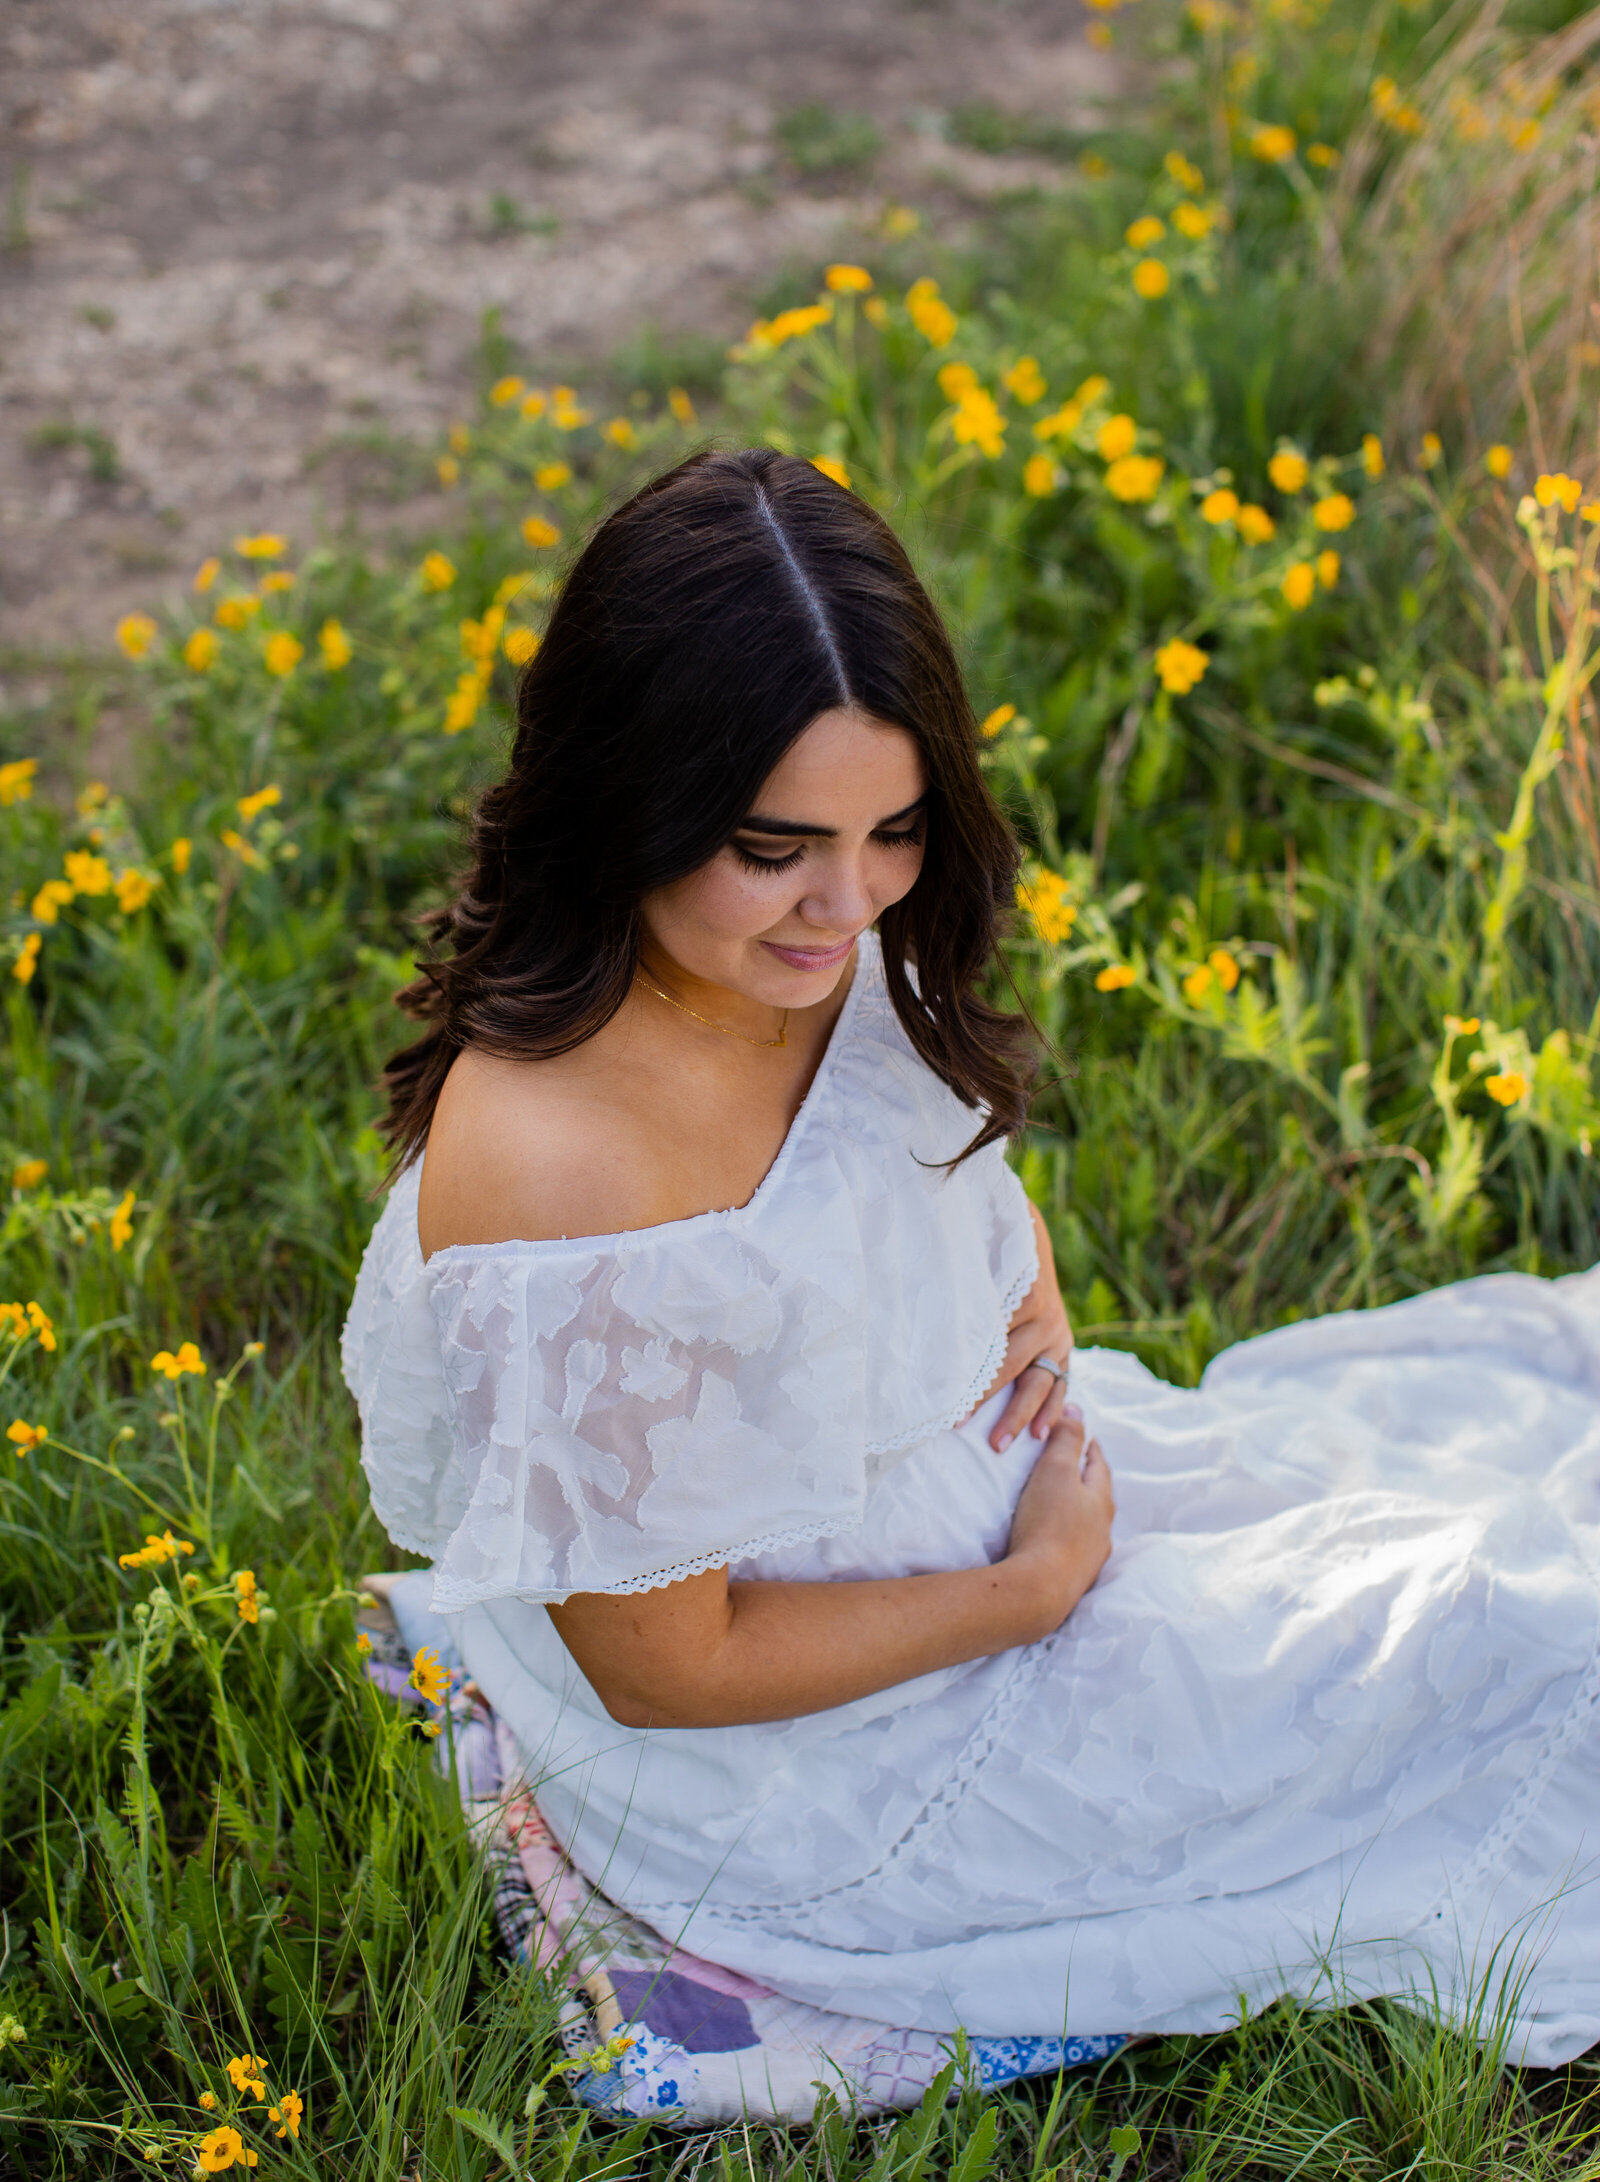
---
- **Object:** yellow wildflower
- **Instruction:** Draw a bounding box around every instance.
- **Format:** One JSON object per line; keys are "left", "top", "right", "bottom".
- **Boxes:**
{"left": 884, "top": 202, "right": 920, "bottom": 237}
{"left": 1125, "top": 216, "right": 1166, "bottom": 250}
{"left": 0, "top": 757, "right": 37, "bottom": 806}
{"left": 198, "top": 2092, "right": 218, "bottom": 2111}
{"left": 938, "top": 362, "right": 980, "bottom": 400}
{"left": 436, "top": 455, "right": 460, "bottom": 488}
{"left": 443, "top": 672, "right": 483, "bottom": 735}
{"left": 1016, "top": 869, "right": 1077, "bottom": 945}
{"left": 197, "top": 2125, "right": 257, "bottom": 2172}
{"left": 150, "top": 1342, "right": 206, "bottom": 1380}
{"left": 825, "top": 263, "right": 873, "bottom": 292}
{"left": 1503, "top": 114, "right": 1540, "bottom": 152}
{"left": 118, "top": 1531, "right": 195, "bottom": 1570}
{"left": 521, "top": 516, "right": 561, "bottom": 550}
{"left": 234, "top": 533, "right": 286, "bottom": 560}
{"left": 1282, "top": 561, "right": 1316, "bottom": 610}
{"left": 1172, "top": 201, "right": 1214, "bottom": 239}
{"left": 237, "top": 785, "right": 282, "bottom": 822}
{"left": 1208, "top": 948, "right": 1240, "bottom": 992}
{"left": 950, "top": 386, "right": 1006, "bottom": 459}
{"left": 422, "top": 1719, "right": 444, "bottom": 1738}
{"left": 420, "top": 551, "right": 457, "bottom": 592}
{"left": 493, "top": 571, "right": 534, "bottom": 607}
{"left": 184, "top": 628, "right": 219, "bottom": 673}
{"left": 225, "top": 2055, "right": 268, "bottom": 2100}
{"left": 264, "top": 632, "right": 303, "bottom": 677}
{"left": 13, "top": 934, "right": 41, "bottom": 984}
{"left": 1236, "top": 503, "right": 1275, "bottom": 543}
{"left": 1486, "top": 1070, "right": 1529, "bottom": 1107}
{"left": 905, "top": 277, "right": 957, "bottom": 347}
{"left": 7, "top": 1420, "right": 47, "bottom": 1454}
{"left": 535, "top": 461, "right": 571, "bottom": 491}
{"left": 269, "top": 2090, "right": 304, "bottom": 2141}
{"left": 1154, "top": 638, "right": 1209, "bottom": 694}
{"left": 1105, "top": 454, "right": 1164, "bottom": 502}
{"left": 219, "top": 828, "right": 263, "bottom": 867}
{"left": 1361, "top": 434, "right": 1385, "bottom": 479}
{"left": 1074, "top": 375, "right": 1111, "bottom": 408}
{"left": 1033, "top": 401, "right": 1082, "bottom": 441}
{"left": 26, "top": 1302, "right": 55, "bottom": 1351}
{"left": 1182, "top": 962, "right": 1216, "bottom": 1004}
{"left": 1485, "top": 444, "right": 1513, "bottom": 479}
{"left": 603, "top": 417, "right": 639, "bottom": 451}
{"left": 171, "top": 837, "right": 192, "bottom": 875}
{"left": 448, "top": 423, "right": 471, "bottom": 458}
{"left": 1313, "top": 492, "right": 1355, "bottom": 532}
{"left": 490, "top": 375, "right": 525, "bottom": 407}
{"left": 811, "top": 455, "right": 852, "bottom": 489}
{"left": 1306, "top": 142, "right": 1340, "bottom": 167}
{"left": 980, "top": 704, "right": 1016, "bottom": 738}
{"left": 667, "top": 388, "right": 696, "bottom": 426}
{"left": 116, "top": 615, "right": 157, "bottom": 660}
{"left": 1316, "top": 549, "right": 1340, "bottom": 589}
{"left": 11, "top": 1160, "right": 47, "bottom": 1190}
{"left": 193, "top": 556, "right": 221, "bottom": 593}
{"left": 1002, "top": 355, "right": 1047, "bottom": 405}
{"left": 1444, "top": 1014, "right": 1481, "bottom": 1036}
{"left": 1419, "top": 433, "right": 1443, "bottom": 469}
{"left": 355, "top": 1631, "right": 374, "bottom": 1657}
{"left": 258, "top": 571, "right": 294, "bottom": 595}
{"left": 1097, "top": 413, "right": 1138, "bottom": 461}
{"left": 1268, "top": 448, "right": 1308, "bottom": 494}
{"left": 115, "top": 869, "right": 157, "bottom": 915}
{"left": 1200, "top": 488, "right": 1239, "bottom": 525}
{"left": 410, "top": 1645, "right": 450, "bottom": 1704}
{"left": 1582, "top": 503, "right": 1600, "bottom": 525}
{"left": 1023, "top": 453, "right": 1057, "bottom": 497}
{"left": 64, "top": 851, "right": 112, "bottom": 896}
{"left": 31, "top": 879, "right": 75, "bottom": 925}
{"left": 1132, "top": 259, "right": 1170, "bottom": 299}
{"left": 109, "top": 1188, "right": 135, "bottom": 1251}
{"left": 214, "top": 596, "right": 259, "bottom": 630}
{"left": 520, "top": 390, "right": 547, "bottom": 420}
{"left": 1250, "top": 123, "right": 1297, "bottom": 162}
{"left": 1096, "top": 964, "right": 1136, "bottom": 992}
{"left": 553, "top": 388, "right": 592, "bottom": 429}
{"left": 745, "top": 305, "right": 833, "bottom": 351}
{"left": 1535, "top": 472, "right": 1583, "bottom": 513}
{"left": 1165, "top": 150, "right": 1205, "bottom": 192}
{"left": 319, "top": 619, "right": 352, "bottom": 670}
{"left": 236, "top": 1569, "right": 259, "bottom": 1625}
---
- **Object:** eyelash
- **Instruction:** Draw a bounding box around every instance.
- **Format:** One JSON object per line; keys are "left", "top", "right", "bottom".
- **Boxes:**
{"left": 731, "top": 825, "right": 925, "bottom": 875}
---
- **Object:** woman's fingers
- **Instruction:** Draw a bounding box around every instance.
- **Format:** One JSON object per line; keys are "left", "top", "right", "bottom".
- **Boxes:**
{"left": 992, "top": 1369, "right": 1079, "bottom": 1454}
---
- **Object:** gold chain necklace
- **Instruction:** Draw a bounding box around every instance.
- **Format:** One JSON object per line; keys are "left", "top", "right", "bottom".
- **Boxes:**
{"left": 635, "top": 970, "right": 789, "bottom": 1049}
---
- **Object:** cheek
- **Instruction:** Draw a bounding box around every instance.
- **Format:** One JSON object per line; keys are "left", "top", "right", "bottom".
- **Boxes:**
{"left": 658, "top": 858, "right": 787, "bottom": 940}
{"left": 870, "top": 843, "right": 926, "bottom": 909}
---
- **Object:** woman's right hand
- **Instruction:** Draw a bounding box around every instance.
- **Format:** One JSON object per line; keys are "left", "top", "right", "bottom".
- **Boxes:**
{"left": 1003, "top": 1408, "right": 1115, "bottom": 1639}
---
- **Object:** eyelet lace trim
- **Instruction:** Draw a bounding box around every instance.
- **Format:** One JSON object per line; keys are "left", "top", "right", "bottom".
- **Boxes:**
{"left": 427, "top": 1509, "right": 870, "bottom": 1611}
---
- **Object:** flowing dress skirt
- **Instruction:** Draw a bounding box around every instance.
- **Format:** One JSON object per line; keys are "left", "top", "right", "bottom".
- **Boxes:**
{"left": 462, "top": 1264, "right": 1600, "bottom": 2067}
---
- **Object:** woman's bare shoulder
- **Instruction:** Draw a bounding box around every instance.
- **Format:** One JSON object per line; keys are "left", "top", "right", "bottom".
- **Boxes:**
{"left": 416, "top": 1042, "right": 668, "bottom": 1257}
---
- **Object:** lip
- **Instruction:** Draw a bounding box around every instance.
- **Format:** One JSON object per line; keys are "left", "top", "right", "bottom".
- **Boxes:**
{"left": 760, "top": 934, "right": 859, "bottom": 973}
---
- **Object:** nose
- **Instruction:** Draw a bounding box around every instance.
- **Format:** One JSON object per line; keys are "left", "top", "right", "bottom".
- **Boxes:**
{"left": 798, "top": 847, "right": 874, "bottom": 934}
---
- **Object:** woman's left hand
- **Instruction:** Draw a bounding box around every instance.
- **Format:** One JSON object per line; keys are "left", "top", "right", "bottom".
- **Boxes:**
{"left": 970, "top": 1204, "right": 1076, "bottom": 1453}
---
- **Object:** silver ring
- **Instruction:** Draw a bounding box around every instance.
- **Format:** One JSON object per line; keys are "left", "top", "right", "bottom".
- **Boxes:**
{"left": 1029, "top": 1353, "right": 1067, "bottom": 1383}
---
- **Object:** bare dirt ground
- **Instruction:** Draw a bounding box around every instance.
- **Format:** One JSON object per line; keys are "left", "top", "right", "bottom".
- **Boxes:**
{"left": 1, "top": 0, "right": 1115, "bottom": 670}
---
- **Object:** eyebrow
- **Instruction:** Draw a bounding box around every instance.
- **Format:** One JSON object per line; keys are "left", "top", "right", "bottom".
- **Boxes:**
{"left": 736, "top": 795, "right": 927, "bottom": 839}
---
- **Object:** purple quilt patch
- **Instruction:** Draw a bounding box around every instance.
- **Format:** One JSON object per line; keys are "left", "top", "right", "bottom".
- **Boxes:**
{"left": 609, "top": 1969, "right": 761, "bottom": 2053}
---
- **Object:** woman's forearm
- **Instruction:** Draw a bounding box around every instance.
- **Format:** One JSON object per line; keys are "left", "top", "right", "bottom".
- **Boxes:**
{"left": 547, "top": 1419, "right": 1112, "bottom": 1728}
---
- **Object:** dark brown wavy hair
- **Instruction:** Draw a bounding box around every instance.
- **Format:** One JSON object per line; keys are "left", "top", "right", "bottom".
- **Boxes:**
{"left": 381, "top": 447, "right": 1033, "bottom": 1167}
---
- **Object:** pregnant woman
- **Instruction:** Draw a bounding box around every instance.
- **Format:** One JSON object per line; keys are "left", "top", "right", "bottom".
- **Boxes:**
{"left": 343, "top": 448, "right": 1600, "bottom": 2068}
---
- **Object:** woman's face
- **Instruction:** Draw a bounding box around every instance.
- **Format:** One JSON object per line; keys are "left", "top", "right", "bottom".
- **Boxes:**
{"left": 640, "top": 707, "right": 927, "bottom": 1008}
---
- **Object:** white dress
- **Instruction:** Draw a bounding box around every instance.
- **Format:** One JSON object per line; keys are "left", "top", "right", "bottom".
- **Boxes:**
{"left": 342, "top": 932, "right": 1600, "bottom": 2068}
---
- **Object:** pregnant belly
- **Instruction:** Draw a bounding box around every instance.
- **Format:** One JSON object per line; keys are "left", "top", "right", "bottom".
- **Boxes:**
{"left": 730, "top": 1381, "right": 1033, "bottom": 1588}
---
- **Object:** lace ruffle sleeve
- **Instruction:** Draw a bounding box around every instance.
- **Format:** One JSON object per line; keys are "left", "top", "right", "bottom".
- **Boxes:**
{"left": 415, "top": 1223, "right": 870, "bottom": 1611}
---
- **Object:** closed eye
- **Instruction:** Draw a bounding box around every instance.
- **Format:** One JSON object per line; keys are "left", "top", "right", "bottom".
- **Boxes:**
{"left": 731, "top": 822, "right": 924, "bottom": 874}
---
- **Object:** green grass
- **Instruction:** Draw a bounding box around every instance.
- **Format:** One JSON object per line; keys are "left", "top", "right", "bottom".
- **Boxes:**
{"left": 3, "top": 0, "right": 1600, "bottom": 2171}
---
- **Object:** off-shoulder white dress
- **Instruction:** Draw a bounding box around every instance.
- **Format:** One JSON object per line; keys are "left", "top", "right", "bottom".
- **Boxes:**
{"left": 343, "top": 932, "right": 1600, "bottom": 2066}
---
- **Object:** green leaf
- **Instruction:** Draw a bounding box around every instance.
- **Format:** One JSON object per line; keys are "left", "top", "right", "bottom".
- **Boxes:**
{"left": 448, "top": 2105, "right": 520, "bottom": 2167}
